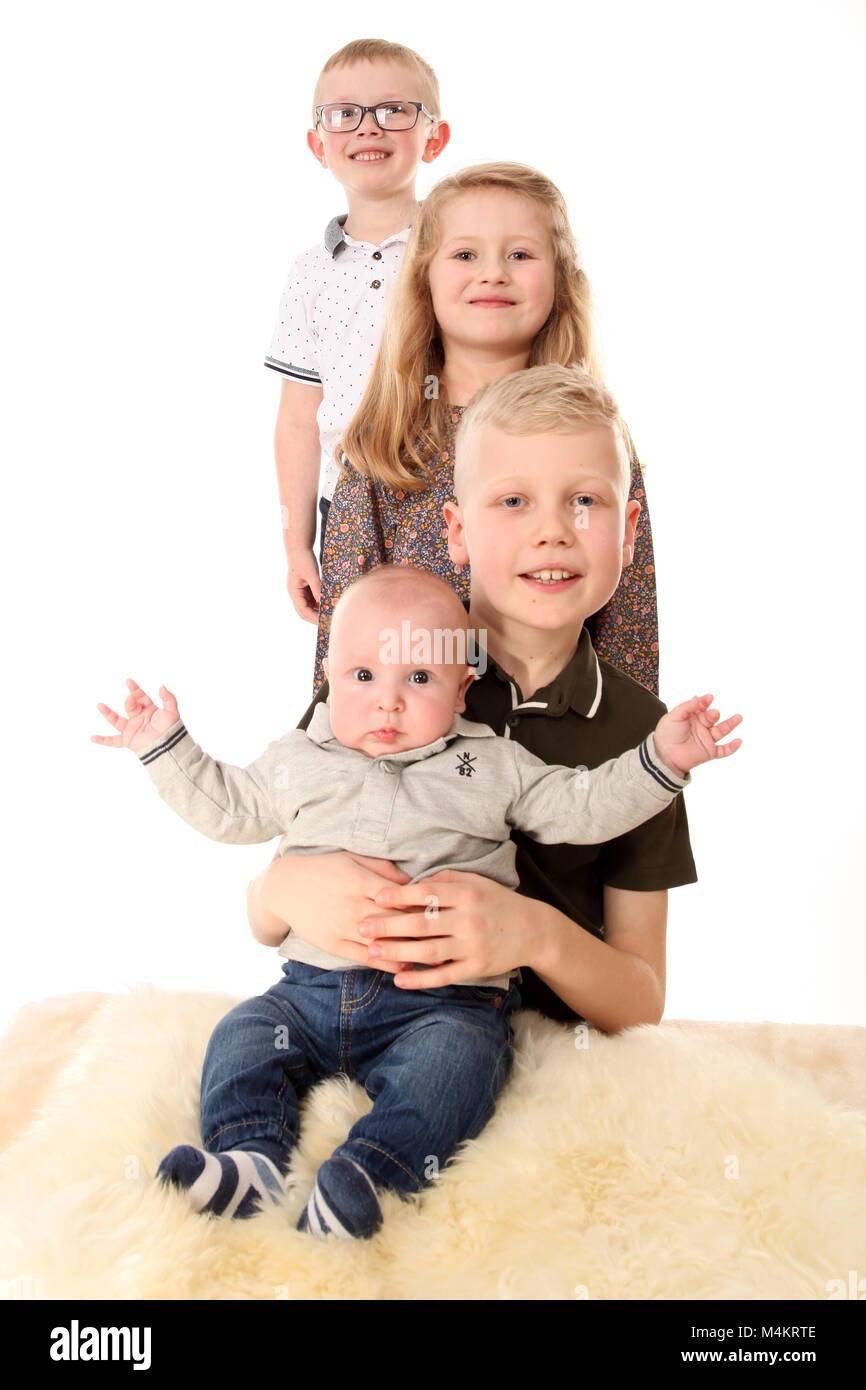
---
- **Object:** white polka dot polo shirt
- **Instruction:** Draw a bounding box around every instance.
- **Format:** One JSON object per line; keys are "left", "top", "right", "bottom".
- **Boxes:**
{"left": 264, "top": 214, "right": 412, "bottom": 501}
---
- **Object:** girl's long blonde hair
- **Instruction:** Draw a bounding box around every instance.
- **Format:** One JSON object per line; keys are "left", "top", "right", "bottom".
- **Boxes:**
{"left": 337, "top": 162, "right": 602, "bottom": 490}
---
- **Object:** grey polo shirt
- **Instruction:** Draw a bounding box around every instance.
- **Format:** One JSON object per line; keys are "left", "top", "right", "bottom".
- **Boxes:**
{"left": 137, "top": 702, "right": 688, "bottom": 989}
{"left": 264, "top": 214, "right": 411, "bottom": 500}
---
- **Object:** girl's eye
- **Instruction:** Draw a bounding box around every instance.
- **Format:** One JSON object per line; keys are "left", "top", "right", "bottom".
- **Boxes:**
{"left": 454, "top": 250, "right": 475, "bottom": 261}
{"left": 501, "top": 495, "right": 524, "bottom": 509}
{"left": 409, "top": 670, "right": 431, "bottom": 685}
{"left": 352, "top": 668, "right": 374, "bottom": 682}
{"left": 509, "top": 250, "right": 531, "bottom": 260}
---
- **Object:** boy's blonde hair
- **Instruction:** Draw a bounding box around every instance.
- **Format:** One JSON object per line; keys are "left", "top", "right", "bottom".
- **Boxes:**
{"left": 313, "top": 39, "right": 441, "bottom": 121}
{"left": 453, "top": 364, "right": 631, "bottom": 502}
{"left": 337, "top": 163, "right": 601, "bottom": 491}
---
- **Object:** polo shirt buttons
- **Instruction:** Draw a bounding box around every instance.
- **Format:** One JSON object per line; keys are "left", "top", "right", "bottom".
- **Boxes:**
{"left": 371, "top": 279, "right": 382, "bottom": 289}
{"left": 372, "top": 250, "right": 382, "bottom": 260}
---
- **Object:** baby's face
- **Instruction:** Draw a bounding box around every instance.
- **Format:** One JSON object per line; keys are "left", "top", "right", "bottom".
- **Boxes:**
{"left": 325, "top": 589, "right": 475, "bottom": 757}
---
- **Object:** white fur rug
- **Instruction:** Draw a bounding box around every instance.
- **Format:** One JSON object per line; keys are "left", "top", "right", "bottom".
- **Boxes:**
{"left": 0, "top": 985, "right": 864, "bottom": 1300}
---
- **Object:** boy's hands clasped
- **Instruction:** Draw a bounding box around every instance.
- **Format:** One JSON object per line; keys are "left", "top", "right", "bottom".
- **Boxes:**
{"left": 652, "top": 694, "right": 742, "bottom": 779}
{"left": 92, "top": 680, "right": 181, "bottom": 753}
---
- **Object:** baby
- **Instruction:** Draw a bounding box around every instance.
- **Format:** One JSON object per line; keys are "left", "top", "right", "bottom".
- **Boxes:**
{"left": 93, "top": 564, "right": 741, "bottom": 1238}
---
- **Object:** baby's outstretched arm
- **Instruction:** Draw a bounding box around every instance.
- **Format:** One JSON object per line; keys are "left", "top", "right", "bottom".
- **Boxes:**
{"left": 652, "top": 694, "right": 742, "bottom": 779}
{"left": 507, "top": 692, "right": 741, "bottom": 848}
{"left": 92, "top": 679, "right": 290, "bottom": 845}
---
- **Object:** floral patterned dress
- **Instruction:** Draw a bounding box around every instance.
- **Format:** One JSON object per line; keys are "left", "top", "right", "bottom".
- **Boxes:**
{"left": 313, "top": 405, "right": 659, "bottom": 696}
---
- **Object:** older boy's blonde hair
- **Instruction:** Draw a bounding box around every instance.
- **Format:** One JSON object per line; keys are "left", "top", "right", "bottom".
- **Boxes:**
{"left": 453, "top": 364, "right": 632, "bottom": 502}
{"left": 313, "top": 39, "right": 441, "bottom": 121}
{"left": 337, "top": 163, "right": 600, "bottom": 491}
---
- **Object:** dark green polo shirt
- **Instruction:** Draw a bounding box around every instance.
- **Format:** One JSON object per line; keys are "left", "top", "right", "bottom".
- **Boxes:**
{"left": 296, "top": 623, "right": 697, "bottom": 1023}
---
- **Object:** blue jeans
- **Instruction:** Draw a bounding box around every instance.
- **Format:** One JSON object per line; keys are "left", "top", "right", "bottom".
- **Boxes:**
{"left": 200, "top": 962, "right": 520, "bottom": 1196}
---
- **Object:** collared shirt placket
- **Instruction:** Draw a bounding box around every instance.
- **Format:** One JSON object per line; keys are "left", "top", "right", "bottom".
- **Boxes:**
{"left": 350, "top": 757, "right": 401, "bottom": 841}
{"left": 491, "top": 637, "right": 605, "bottom": 738}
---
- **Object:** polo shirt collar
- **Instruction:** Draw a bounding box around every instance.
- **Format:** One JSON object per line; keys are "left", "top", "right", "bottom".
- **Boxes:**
{"left": 305, "top": 700, "right": 496, "bottom": 761}
{"left": 469, "top": 621, "right": 603, "bottom": 720}
{"left": 323, "top": 215, "right": 347, "bottom": 256}
{"left": 323, "top": 213, "right": 413, "bottom": 259}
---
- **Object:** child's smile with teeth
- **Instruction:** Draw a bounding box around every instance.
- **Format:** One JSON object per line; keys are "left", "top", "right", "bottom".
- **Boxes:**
{"left": 524, "top": 568, "right": 579, "bottom": 583}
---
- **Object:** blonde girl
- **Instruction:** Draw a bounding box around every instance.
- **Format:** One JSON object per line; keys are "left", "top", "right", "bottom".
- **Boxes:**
{"left": 313, "top": 162, "right": 658, "bottom": 694}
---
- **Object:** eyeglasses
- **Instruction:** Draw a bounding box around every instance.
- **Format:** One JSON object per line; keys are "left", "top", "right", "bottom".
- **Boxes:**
{"left": 315, "top": 101, "right": 436, "bottom": 134}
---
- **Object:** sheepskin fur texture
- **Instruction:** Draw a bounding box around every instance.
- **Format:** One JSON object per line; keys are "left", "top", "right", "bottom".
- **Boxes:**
{"left": 0, "top": 985, "right": 864, "bottom": 1300}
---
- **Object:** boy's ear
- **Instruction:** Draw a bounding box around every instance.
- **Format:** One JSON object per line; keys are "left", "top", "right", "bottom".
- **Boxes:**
{"left": 621, "top": 499, "right": 642, "bottom": 567}
{"left": 443, "top": 499, "right": 469, "bottom": 571}
{"left": 422, "top": 120, "right": 451, "bottom": 164}
{"left": 307, "top": 128, "right": 328, "bottom": 169}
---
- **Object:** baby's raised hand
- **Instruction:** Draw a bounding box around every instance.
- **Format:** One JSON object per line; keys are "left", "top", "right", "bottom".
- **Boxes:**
{"left": 91, "top": 680, "right": 181, "bottom": 753}
{"left": 653, "top": 694, "right": 742, "bottom": 779}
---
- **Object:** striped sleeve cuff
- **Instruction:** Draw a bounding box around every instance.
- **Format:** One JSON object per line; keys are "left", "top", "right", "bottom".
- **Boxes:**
{"left": 138, "top": 720, "right": 188, "bottom": 766}
{"left": 263, "top": 356, "right": 322, "bottom": 385}
{"left": 639, "top": 732, "right": 691, "bottom": 793}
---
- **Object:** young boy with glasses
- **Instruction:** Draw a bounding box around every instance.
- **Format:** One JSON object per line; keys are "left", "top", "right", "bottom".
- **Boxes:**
{"left": 264, "top": 38, "right": 450, "bottom": 624}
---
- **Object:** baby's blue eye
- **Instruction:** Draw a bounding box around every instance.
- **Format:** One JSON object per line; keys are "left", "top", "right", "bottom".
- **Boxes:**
{"left": 573, "top": 495, "right": 595, "bottom": 509}
{"left": 502, "top": 496, "right": 523, "bottom": 508}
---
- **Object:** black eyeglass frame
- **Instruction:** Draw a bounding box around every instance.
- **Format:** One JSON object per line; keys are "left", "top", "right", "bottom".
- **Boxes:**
{"left": 314, "top": 101, "right": 437, "bottom": 133}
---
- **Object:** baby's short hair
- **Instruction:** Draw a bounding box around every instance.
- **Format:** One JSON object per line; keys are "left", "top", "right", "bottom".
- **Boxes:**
{"left": 453, "top": 364, "right": 631, "bottom": 501}
{"left": 313, "top": 39, "right": 441, "bottom": 122}
{"left": 330, "top": 565, "right": 472, "bottom": 673}
{"left": 333, "top": 564, "right": 468, "bottom": 633}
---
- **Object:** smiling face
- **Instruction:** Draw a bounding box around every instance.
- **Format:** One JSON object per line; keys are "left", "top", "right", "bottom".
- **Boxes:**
{"left": 427, "top": 188, "right": 557, "bottom": 360}
{"left": 444, "top": 423, "right": 640, "bottom": 643}
{"left": 323, "top": 580, "right": 475, "bottom": 757}
{"left": 308, "top": 60, "right": 445, "bottom": 201}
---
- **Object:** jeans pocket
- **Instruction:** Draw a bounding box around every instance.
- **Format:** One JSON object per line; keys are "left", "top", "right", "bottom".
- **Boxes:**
{"left": 460, "top": 986, "right": 509, "bottom": 1009}
{"left": 464, "top": 982, "right": 521, "bottom": 1008}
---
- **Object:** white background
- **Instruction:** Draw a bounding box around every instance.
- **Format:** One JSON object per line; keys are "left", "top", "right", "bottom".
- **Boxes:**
{"left": 2, "top": 0, "right": 864, "bottom": 1032}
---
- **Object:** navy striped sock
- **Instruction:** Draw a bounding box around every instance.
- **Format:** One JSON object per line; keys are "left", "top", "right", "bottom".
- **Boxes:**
{"left": 156, "top": 1142, "right": 287, "bottom": 1219}
{"left": 297, "top": 1155, "right": 383, "bottom": 1239}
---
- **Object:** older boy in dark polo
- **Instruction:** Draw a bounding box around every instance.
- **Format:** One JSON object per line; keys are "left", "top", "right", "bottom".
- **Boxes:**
{"left": 255, "top": 364, "right": 696, "bottom": 1031}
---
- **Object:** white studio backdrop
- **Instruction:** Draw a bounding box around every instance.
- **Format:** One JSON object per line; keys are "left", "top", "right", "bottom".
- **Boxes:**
{"left": 2, "top": 0, "right": 864, "bottom": 1032}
